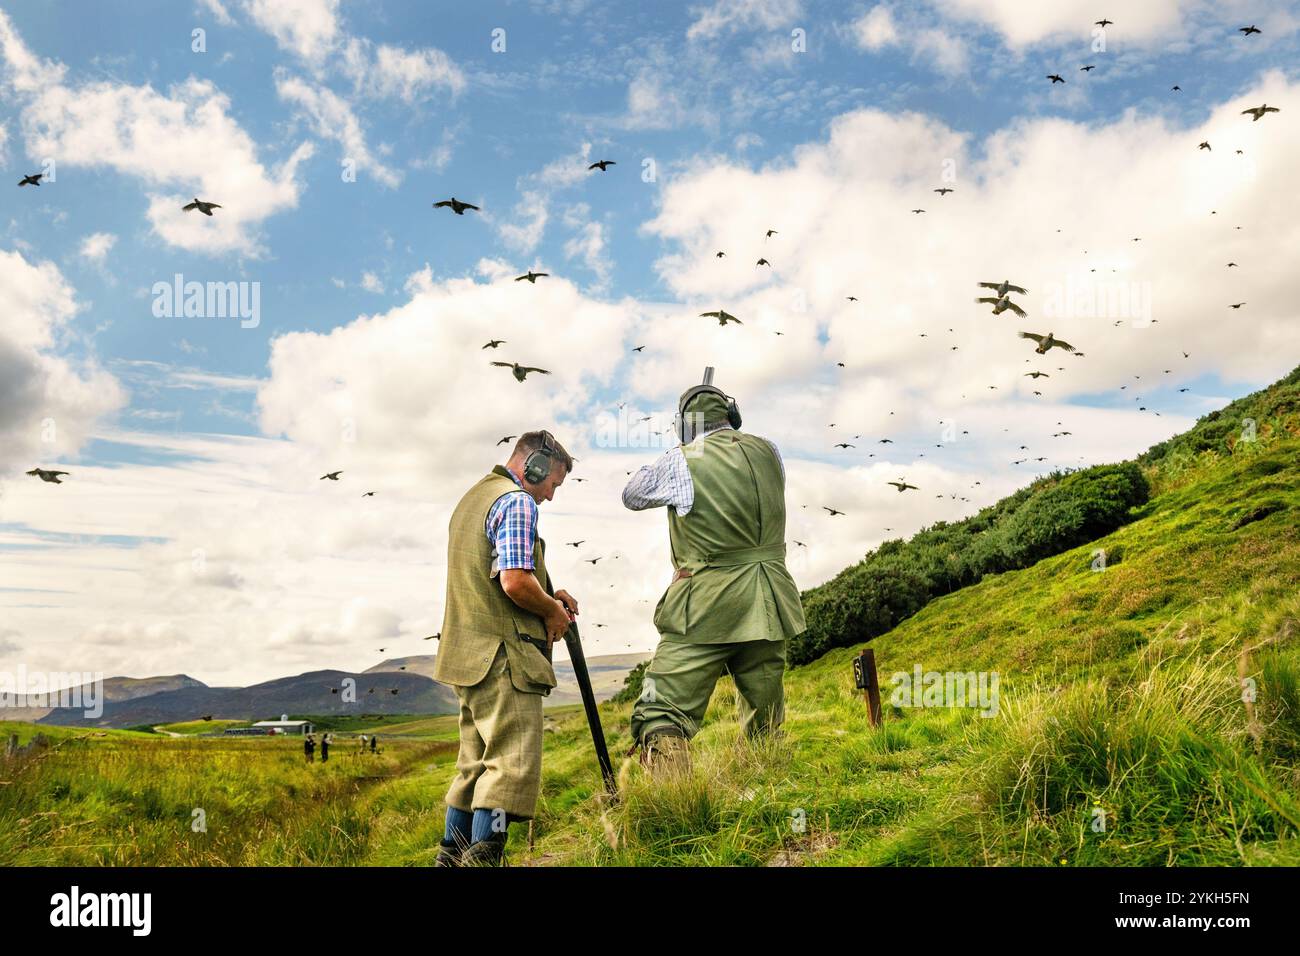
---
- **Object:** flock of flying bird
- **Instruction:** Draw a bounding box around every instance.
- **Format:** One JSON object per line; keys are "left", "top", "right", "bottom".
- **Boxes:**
{"left": 14, "top": 15, "right": 1286, "bottom": 654}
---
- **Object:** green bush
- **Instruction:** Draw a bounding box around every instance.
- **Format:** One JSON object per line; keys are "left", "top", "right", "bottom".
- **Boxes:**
{"left": 791, "top": 462, "right": 1150, "bottom": 665}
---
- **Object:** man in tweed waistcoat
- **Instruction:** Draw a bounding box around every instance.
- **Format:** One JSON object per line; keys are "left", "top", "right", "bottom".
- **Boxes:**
{"left": 433, "top": 430, "right": 579, "bottom": 866}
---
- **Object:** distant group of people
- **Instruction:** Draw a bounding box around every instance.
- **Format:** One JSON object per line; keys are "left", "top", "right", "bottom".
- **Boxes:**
{"left": 302, "top": 732, "right": 379, "bottom": 763}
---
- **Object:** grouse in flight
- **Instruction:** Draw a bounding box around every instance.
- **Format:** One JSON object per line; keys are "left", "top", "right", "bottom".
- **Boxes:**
{"left": 433, "top": 198, "right": 480, "bottom": 215}
{"left": 491, "top": 361, "right": 551, "bottom": 382}
{"left": 1241, "top": 104, "right": 1280, "bottom": 121}
{"left": 1019, "top": 331, "right": 1075, "bottom": 354}
{"left": 18, "top": 173, "right": 43, "bottom": 186}
{"left": 182, "top": 198, "right": 222, "bottom": 216}
{"left": 26, "top": 468, "right": 70, "bottom": 483}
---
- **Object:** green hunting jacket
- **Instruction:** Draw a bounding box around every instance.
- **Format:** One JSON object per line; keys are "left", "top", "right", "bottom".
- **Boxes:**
{"left": 655, "top": 429, "right": 807, "bottom": 644}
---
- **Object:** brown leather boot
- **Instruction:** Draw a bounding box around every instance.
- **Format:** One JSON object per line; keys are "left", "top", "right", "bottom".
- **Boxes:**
{"left": 460, "top": 833, "right": 508, "bottom": 867}
{"left": 640, "top": 727, "right": 691, "bottom": 775}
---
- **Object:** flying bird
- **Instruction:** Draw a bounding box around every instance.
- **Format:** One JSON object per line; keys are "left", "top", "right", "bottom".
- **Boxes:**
{"left": 822, "top": 507, "right": 846, "bottom": 516}
{"left": 496, "top": 435, "right": 517, "bottom": 446}
{"left": 433, "top": 198, "right": 479, "bottom": 215}
{"left": 566, "top": 541, "right": 585, "bottom": 547}
{"left": 911, "top": 208, "right": 926, "bottom": 214}
{"left": 320, "top": 471, "right": 343, "bottom": 480}
{"left": 1171, "top": 85, "right": 1181, "bottom": 92}
{"left": 632, "top": 345, "right": 646, "bottom": 352}
{"left": 491, "top": 361, "right": 552, "bottom": 381}
{"left": 976, "top": 294, "right": 1027, "bottom": 317}
{"left": 585, "top": 557, "right": 602, "bottom": 564}
{"left": 362, "top": 491, "right": 375, "bottom": 497}
{"left": 182, "top": 198, "right": 221, "bottom": 216}
{"left": 1238, "top": 25, "right": 1261, "bottom": 36}
{"left": 978, "top": 279, "right": 1028, "bottom": 296}
{"left": 1095, "top": 19, "right": 1113, "bottom": 28}
{"left": 934, "top": 187, "right": 954, "bottom": 195}
{"left": 756, "top": 258, "right": 771, "bottom": 266}
{"left": 1080, "top": 65, "right": 1096, "bottom": 72}
{"left": 26, "top": 468, "right": 69, "bottom": 483}
{"left": 515, "top": 271, "right": 549, "bottom": 283}
{"left": 18, "top": 173, "right": 43, "bottom": 186}
{"left": 1025, "top": 371, "right": 1050, "bottom": 379}
{"left": 716, "top": 251, "right": 725, "bottom": 258}
{"left": 833, "top": 442, "right": 855, "bottom": 449}
{"left": 887, "top": 480, "right": 919, "bottom": 492}
{"left": 1019, "top": 331, "right": 1075, "bottom": 354}
{"left": 1047, "top": 74, "right": 1065, "bottom": 84}
{"left": 765, "top": 229, "right": 778, "bottom": 237}
{"left": 1198, "top": 141, "right": 1211, "bottom": 150}
{"left": 701, "top": 310, "right": 742, "bottom": 326}
{"left": 1241, "top": 104, "right": 1280, "bottom": 121}
{"left": 482, "top": 339, "right": 506, "bottom": 349}
{"left": 1229, "top": 302, "right": 1246, "bottom": 309}
{"left": 587, "top": 160, "right": 616, "bottom": 171}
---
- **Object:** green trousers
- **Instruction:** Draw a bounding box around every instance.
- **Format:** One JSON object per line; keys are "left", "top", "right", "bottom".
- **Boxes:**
{"left": 630, "top": 638, "right": 786, "bottom": 744}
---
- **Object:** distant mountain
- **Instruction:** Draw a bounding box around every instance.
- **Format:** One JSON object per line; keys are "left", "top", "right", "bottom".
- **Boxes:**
{"left": 29, "top": 651, "right": 648, "bottom": 729}
{"left": 36, "top": 669, "right": 458, "bottom": 730}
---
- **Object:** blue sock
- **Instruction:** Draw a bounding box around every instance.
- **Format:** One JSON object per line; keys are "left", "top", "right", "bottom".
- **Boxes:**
{"left": 444, "top": 806, "right": 472, "bottom": 846}
{"left": 471, "top": 807, "right": 506, "bottom": 843}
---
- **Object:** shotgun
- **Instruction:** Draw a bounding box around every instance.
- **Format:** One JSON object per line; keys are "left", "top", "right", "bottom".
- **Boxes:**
{"left": 563, "top": 620, "right": 619, "bottom": 800}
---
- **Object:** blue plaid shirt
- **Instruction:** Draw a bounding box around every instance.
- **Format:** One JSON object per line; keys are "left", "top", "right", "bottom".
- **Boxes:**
{"left": 485, "top": 467, "right": 538, "bottom": 572}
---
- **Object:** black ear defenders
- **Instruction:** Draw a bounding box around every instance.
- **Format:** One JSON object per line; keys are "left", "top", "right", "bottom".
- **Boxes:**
{"left": 676, "top": 367, "right": 742, "bottom": 444}
{"left": 522, "top": 430, "right": 558, "bottom": 484}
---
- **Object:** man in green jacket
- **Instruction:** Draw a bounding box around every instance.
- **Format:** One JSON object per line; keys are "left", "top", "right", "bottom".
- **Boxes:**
{"left": 433, "top": 430, "right": 579, "bottom": 866}
{"left": 622, "top": 369, "right": 806, "bottom": 770}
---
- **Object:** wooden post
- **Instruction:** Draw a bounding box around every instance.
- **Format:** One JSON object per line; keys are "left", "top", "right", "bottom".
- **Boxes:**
{"left": 853, "top": 649, "right": 882, "bottom": 727}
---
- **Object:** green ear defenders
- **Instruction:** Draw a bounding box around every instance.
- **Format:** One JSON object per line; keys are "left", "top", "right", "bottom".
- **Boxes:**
{"left": 676, "top": 367, "right": 742, "bottom": 444}
{"left": 522, "top": 430, "right": 558, "bottom": 484}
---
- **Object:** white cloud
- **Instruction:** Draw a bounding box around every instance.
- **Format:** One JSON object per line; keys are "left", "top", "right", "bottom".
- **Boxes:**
{"left": 851, "top": 5, "right": 969, "bottom": 77}
{"left": 341, "top": 38, "right": 466, "bottom": 102}
{"left": 360, "top": 271, "right": 384, "bottom": 294}
{"left": 275, "top": 72, "right": 401, "bottom": 188}
{"left": 938, "top": 0, "right": 1184, "bottom": 49}
{"left": 240, "top": 0, "right": 339, "bottom": 63}
{"left": 198, "top": 0, "right": 236, "bottom": 27}
{"left": 1, "top": 11, "right": 313, "bottom": 257}
{"left": 498, "top": 190, "right": 550, "bottom": 253}
{"left": 0, "top": 249, "right": 126, "bottom": 477}
{"left": 78, "top": 232, "right": 117, "bottom": 264}
{"left": 687, "top": 0, "right": 802, "bottom": 41}
{"left": 854, "top": 4, "right": 898, "bottom": 49}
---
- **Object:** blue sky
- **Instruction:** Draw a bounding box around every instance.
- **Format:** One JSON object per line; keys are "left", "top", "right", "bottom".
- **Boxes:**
{"left": 2, "top": 0, "right": 1298, "bottom": 685}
